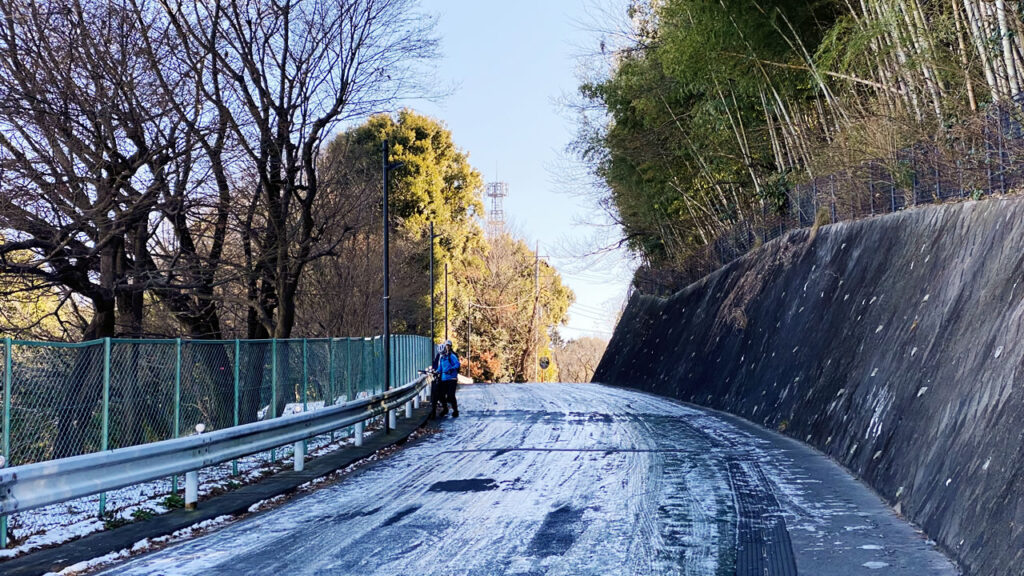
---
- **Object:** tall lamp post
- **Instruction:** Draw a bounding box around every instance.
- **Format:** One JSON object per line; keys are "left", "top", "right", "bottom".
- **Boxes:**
{"left": 429, "top": 222, "right": 442, "bottom": 348}
{"left": 382, "top": 140, "right": 403, "bottom": 434}
{"left": 444, "top": 263, "right": 449, "bottom": 341}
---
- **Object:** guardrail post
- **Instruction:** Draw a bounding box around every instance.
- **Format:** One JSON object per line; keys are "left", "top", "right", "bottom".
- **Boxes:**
{"left": 185, "top": 424, "right": 204, "bottom": 510}
{"left": 173, "top": 338, "right": 181, "bottom": 494}
{"left": 2, "top": 337, "right": 11, "bottom": 548}
{"left": 232, "top": 339, "right": 240, "bottom": 477}
{"left": 185, "top": 470, "right": 198, "bottom": 510}
{"left": 99, "top": 337, "right": 110, "bottom": 518}
{"left": 354, "top": 421, "right": 364, "bottom": 446}
{"left": 406, "top": 400, "right": 413, "bottom": 419}
{"left": 389, "top": 409, "right": 397, "bottom": 430}
{"left": 293, "top": 440, "right": 305, "bottom": 472}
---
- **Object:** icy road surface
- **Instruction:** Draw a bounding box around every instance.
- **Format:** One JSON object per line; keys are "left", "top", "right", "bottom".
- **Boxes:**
{"left": 98, "top": 383, "right": 957, "bottom": 576}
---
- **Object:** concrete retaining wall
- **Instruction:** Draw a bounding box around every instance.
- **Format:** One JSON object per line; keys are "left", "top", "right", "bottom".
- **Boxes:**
{"left": 595, "top": 198, "right": 1024, "bottom": 575}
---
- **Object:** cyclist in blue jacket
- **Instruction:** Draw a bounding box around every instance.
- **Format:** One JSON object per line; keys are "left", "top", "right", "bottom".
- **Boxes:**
{"left": 431, "top": 340, "right": 461, "bottom": 418}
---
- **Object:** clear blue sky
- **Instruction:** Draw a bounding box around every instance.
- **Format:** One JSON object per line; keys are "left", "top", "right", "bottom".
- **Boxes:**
{"left": 407, "top": 0, "right": 634, "bottom": 341}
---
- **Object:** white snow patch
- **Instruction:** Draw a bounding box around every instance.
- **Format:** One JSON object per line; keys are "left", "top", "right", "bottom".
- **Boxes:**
{"left": 247, "top": 495, "right": 288, "bottom": 513}
{"left": 916, "top": 387, "right": 928, "bottom": 398}
{"left": 0, "top": 420, "right": 368, "bottom": 559}
{"left": 57, "top": 549, "right": 130, "bottom": 575}
{"left": 859, "top": 544, "right": 884, "bottom": 550}
{"left": 863, "top": 561, "right": 890, "bottom": 569}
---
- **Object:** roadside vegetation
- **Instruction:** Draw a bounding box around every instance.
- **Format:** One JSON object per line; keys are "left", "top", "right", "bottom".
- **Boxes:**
{"left": 575, "top": 0, "right": 1024, "bottom": 291}
{"left": 0, "top": 1, "right": 576, "bottom": 382}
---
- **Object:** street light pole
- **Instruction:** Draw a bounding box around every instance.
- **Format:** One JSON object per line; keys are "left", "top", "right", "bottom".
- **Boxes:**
{"left": 382, "top": 140, "right": 403, "bottom": 434}
{"left": 429, "top": 222, "right": 435, "bottom": 347}
{"left": 444, "top": 262, "right": 449, "bottom": 341}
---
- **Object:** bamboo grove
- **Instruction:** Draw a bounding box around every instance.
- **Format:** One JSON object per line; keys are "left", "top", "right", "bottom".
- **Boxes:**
{"left": 575, "top": 0, "right": 1024, "bottom": 288}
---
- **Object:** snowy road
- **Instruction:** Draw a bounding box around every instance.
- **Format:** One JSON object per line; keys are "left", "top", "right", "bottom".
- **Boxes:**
{"left": 97, "top": 383, "right": 957, "bottom": 575}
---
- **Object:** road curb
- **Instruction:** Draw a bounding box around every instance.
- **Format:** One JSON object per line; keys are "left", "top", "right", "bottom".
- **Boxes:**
{"left": 0, "top": 406, "right": 432, "bottom": 576}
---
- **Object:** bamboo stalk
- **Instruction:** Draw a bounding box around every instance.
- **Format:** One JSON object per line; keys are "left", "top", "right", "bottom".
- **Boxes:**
{"left": 952, "top": 0, "right": 979, "bottom": 110}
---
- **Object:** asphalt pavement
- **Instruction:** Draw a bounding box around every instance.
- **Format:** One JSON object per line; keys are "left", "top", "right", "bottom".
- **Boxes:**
{"left": 94, "top": 383, "right": 958, "bottom": 575}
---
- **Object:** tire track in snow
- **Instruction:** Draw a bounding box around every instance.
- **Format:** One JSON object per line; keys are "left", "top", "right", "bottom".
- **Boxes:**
{"left": 95, "top": 383, "right": 943, "bottom": 576}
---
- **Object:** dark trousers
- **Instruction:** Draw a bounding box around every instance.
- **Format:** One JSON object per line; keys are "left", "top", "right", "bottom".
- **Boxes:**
{"left": 441, "top": 379, "right": 458, "bottom": 412}
{"left": 431, "top": 379, "right": 458, "bottom": 416}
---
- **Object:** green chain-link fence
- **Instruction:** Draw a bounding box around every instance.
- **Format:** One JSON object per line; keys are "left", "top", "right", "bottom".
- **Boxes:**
{"left": 0, "top": 334, "right": 433, "bottom": 547}
{"left": 0, "top": 334, "right": 431, "bottom": 468}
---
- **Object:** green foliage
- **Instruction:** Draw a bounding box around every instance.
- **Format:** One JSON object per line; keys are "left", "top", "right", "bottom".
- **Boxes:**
{"left": 161, "top": 494, "right": 186, "bottom": 509}
{"left": 761, "top": 171, "right": 792, "bottom": 214}
{"left": 576, "top": 0, "right": 991, "bottom": 273}
{"left": 891, "top": 160, "right": 916, "bottom": 191}
{"left": 102, "top": 511, "right": 130, "bottom": 530}
{"left": 344, "top": 110, "right": 485, "bottom": 243}
{"left": 311, "top": 110, "right": 487, "bottom": 338}
{"left": 575, "top": 0, "right": 836, "bottom": 268}
{"left": 459, "top": 233, "right": 574, "bottom": 382}
{"left": 131, "top": 507, "right": 156, "bottom": 521}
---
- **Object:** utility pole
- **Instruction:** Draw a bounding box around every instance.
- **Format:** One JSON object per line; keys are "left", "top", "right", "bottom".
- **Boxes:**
{"left": 520, "top": 242, "right": 541, "bottom": 382}
{"left": 467, "top": 299, "right": 472, "bottom": 379}
{"left": 534, "top": 241, "right": 540, "bottom": 382}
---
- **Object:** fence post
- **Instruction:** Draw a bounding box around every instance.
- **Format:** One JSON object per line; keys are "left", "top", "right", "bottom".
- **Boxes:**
{"left": 911, "top": 154, "right": 918, "bottom": 205}
{"left": 232, "top": 339, "right": 240, "bottom": 477}
{"left": 271, "top": 338, "right": 277, "bottom": 462}
{"left": 301, "top": 338, "right": 308, "bottom": 458}
{"left": 173, "top": 338, "right": 181, "bottom": 494}
{"left": 302, "top": 339, "right": 308, "bottom": 412}
{"left": 890, "top": 173, "right": 896, "bottom": 213}
{"left": 328, "top": 339, "right": 335, "bottom": 404}
{"left": 869, "top": 174, "right": 875, "bottom": 216}
{"left": 346, "top": 338, "right": 352, "bottom": 401}
{"left": 829, "top": 174, "right": 837, "bottom": 223}
{"left": 958, "top": 155, "right": 964, "bottom": 198}
{"left": 1, "top": 337, "right": 11, "bottom": 548}
{"left": 986, "top": 117, "right": 993, "bottom": 193}
{"left": 1000, "top": 110, "right": 1007, "bottom": 193}
{"left": 99, "top": 337, "right": 111, "bottom": 518}
{"left": 329, "top": 339, "right": 335, "bottom": 442}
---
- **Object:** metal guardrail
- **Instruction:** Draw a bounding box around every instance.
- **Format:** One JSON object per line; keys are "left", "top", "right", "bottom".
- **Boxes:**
{"left": 0, "top": 375, "right": 428, "bottom": 516}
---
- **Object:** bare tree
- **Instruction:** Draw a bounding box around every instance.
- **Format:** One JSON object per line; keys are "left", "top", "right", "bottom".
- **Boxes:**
{"left": 554, "top": 337, "right": 608, "bottom": 383}
{"left": 159, "top": 0, "right": 438, "bottom": 339}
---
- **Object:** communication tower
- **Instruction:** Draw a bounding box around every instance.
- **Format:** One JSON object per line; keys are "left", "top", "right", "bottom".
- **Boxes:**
{"left": 485, "top": 181, "right": 509, "bottom": 236}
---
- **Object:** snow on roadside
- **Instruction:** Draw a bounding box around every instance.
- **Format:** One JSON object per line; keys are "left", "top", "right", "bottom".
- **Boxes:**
{"left": 43, "top": 515, "right": 237, "bottom": 576}
{"left": 1, "top": 418, "right": 386, "bottom": 560}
